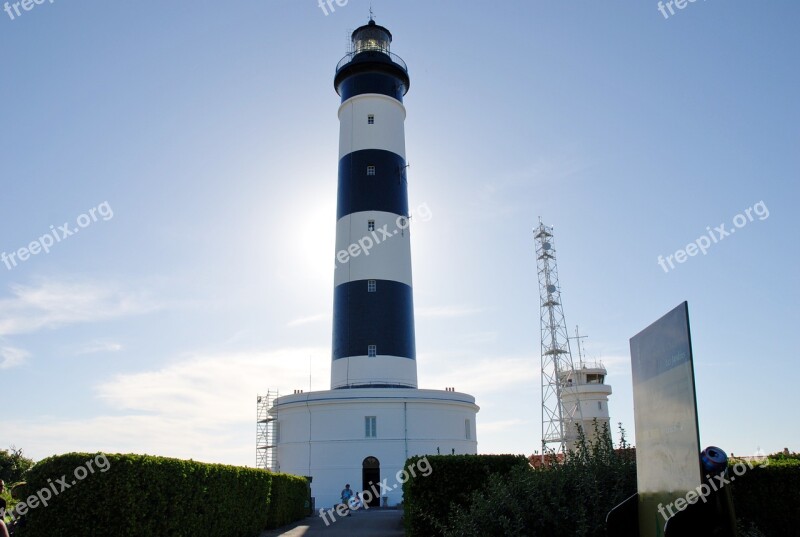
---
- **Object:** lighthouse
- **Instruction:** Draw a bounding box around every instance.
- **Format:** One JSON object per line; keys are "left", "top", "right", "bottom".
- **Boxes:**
{"left": 332, "top": 19, "right": 417, "bottom": 390}
{"left": 268, "top": 17, "right": 479, "bottom": 510}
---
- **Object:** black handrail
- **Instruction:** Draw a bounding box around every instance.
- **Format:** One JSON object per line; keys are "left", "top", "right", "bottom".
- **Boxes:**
{"left": 335, "top": 51, "right": 408, "bottom": 73}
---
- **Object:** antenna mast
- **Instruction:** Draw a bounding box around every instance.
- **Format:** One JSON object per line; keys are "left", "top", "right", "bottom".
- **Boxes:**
{"left": 571, "top": 325, "right": 588, "bottom": 368}
{"left": 534, "top": 221, "right": 583, "bottom": 459}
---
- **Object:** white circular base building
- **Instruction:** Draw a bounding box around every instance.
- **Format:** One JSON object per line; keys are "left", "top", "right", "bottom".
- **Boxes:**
{"left": 271, "top": 388, "right": 478, "bottom": 508}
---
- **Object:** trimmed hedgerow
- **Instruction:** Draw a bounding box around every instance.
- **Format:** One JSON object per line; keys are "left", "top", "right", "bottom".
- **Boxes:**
{"left": 266, "top": 468, "right": 309, "bottom": 529}
{"left": 13, "top": 452, "right": 307, "bottom": 537}
{"left": 731, "top": 459, "right": 800, "bottom": 537}
{"left": 402, "top": 453, "right": 528, "bottom": 537}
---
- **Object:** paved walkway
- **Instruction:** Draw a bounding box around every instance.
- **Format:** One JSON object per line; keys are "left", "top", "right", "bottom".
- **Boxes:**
{"left": 260, "top": 509, "right": 404, "bottom": 537}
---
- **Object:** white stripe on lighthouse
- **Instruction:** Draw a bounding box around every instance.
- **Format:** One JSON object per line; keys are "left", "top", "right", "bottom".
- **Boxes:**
{"left": 334, "top": 210, "right": 413, "bottom": 288}
{"left": 338, "top": 94, "right": 407, "bottom": 160}
{"left": 331, "top": 355, "right": 418, "bottom": 390}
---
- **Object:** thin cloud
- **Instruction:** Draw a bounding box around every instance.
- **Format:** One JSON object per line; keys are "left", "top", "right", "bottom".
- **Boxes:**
{"left": 96, "top": 348, "right": 328, "bottom": 424}
{"left": 582, "top": 353, "right": 630, "bottom": 376}
{"left": 418, "top": 353, "right": 538, "bottom": 394}
{"left": 416, "top": 306, "right": 483, "bottom": 319}
{"left": 0, "top": 279, "right": 158, "bottom": 337}
{"left": 0, "top": 346, "right": 28, "bottom": 369}
{"left": 464, "top": 331, "right": 498, "bottom": 345}
{"left": 6, "top": 415, "right": 241, "bottom": 464}
{"left": 286, "top": 313, "right": 330, "bottom": 327}
{"left": 479, "top": 418, "right": 527, "bottom": 435}
{"left": 8, "top": 347, "right": 329, "bottom": 464}
{"left": 74, "top": 341, "right": 124, "bottom": 355}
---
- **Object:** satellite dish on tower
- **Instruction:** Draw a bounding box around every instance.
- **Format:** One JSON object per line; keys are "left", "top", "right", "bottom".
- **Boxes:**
{"left": 547, "top": 284, "right": 557, "bottom": 294}
{"left": 543, "top": 242, "right": 552, "bottom": 250}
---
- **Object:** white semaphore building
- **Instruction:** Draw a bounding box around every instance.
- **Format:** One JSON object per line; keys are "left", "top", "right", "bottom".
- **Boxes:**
{"left": 268, "top": 18, "right": 479, "bottom": 509}
{"left": 560, "top": 361, "right": 613, "bottom": 450}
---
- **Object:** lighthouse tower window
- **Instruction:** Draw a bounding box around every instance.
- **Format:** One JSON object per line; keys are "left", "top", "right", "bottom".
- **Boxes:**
{"left": 368, "top": 280, "right": 376, "bottom": 292}
{"left": 368, "top": 114, "right": 375, "bottom": 124}
{"left": 365, "top": 416, "right": 377, "bottom": 438}
{"left": 368, "top": 345, "right": 377, "bottom": 357}
{"left": 367, "top": 165, "right": 376, "bottom": 176}
{"left": 368, "top": 219, "right": 375, "bottom": 231}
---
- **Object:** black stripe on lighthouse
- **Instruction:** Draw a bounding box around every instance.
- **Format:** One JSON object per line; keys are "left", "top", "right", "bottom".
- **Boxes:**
{"left": 337, "top": 149, "right": 409, "bottom": 220}
{"left": 337, "top": 71, "right": 407, "bottom": 103}
{"left": 332, "top": 280, "right": 416, "bottom": 361}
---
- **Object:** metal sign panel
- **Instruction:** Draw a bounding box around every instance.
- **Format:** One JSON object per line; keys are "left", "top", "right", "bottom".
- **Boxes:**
{"left": 630, "top": 302, "right": 701, "bottom": 537}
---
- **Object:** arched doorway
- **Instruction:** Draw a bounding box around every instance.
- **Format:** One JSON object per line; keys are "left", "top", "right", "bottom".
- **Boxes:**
{"left": 362, "top": 456, "right": 381, "bottom": 507}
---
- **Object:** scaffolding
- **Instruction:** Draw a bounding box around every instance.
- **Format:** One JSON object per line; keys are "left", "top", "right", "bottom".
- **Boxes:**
{"left": 256, "top": 390, "right": 279, "bottom": 471}
{"left": 534, "top": 221, "right": 583, "bottom": 459}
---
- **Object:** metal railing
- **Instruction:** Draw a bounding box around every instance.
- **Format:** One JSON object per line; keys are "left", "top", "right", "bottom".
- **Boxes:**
{"left": 336, "top": 51, "right": 408, "bottom": 73}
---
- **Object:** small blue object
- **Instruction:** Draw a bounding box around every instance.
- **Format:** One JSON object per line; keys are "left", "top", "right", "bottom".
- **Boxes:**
{"left": 701, "top": 446, "right": 728, "bottom": 474}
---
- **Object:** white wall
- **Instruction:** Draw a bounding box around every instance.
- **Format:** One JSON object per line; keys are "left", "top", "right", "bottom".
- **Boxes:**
{"left": 272, "top": 388, "right": 479, "bottom": 508}
{"left": 339, "top": 94, "right": 407, "bottom": 160}
{"left": 330, "top": 355, "right": 418, "bottom": 389}
{"left": 333, "top": 210, "right": 413, "bottom": 288}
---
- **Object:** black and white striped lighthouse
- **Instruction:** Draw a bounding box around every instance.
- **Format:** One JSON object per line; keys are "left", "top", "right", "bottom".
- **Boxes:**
{"left": 331, "top": 18, "right": 417, "bottom": 390}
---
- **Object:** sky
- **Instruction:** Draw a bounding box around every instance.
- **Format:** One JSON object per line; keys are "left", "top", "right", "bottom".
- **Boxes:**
{"left": 1, "top": 1, "right": 798, "bottom": 466}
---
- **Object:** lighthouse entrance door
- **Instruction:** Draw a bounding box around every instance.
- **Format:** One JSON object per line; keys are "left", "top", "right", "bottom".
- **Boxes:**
{"left": 362, "top": 456, "right": 381, "bottom": 507}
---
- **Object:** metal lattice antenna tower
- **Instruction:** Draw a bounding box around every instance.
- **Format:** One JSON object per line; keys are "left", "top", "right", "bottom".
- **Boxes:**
{"left": 534, "top": 221, "right": 583, "bottom": 459}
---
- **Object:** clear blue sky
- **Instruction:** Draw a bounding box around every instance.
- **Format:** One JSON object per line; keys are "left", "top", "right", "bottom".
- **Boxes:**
{"left": 1, "top": 1, "right": 797, "bottom": 465}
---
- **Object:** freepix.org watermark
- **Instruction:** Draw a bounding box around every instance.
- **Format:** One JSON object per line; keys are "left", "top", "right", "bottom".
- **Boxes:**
{"left": 657, "top": 0, "right": 706, "bottom": 20}
{"left": 334, "top": 202, "right": 432, "bottom": 271}
{"left": 3, "top": 0, "right": 54, "bottom": 21}
{"left": 1, "top": 454, "right": 111, "bottom": 523}
{"left": 318, "top": 457, "right": 433, "bottom": 526}
{"left": 657, "top": 201, "right": 769, "bottom": 273}
{"left": 318, "top": 0, "right": 348, "bottom": 16}
{"left": 1, "top": 201, "right": 114, "bottom": 271}
{"left": 657, "top": 457, "right": 767, "bottom": 522}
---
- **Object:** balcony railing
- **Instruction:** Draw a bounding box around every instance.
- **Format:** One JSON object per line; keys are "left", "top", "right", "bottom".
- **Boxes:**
{"left": 336, "top": 50, "right": 408, "bottom": 73}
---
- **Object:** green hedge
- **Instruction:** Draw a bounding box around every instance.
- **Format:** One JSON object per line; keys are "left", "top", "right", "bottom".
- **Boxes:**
{"left": 11, "top": 453, "right": 308, "bottom": 537}
{"left": 402, "top": 454, "right": 528, "bottom": 537}
{"left": 732, "top": 460, "right": 800, "bottom": 537}
{"left": 266, "top": 468, "right": 309, "bottom": 529}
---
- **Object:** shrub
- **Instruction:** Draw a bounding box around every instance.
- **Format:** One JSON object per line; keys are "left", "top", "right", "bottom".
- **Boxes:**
{"left": 0, "top": 447, "right": 34, "bottom": 484}
{"left": 1, "top": 488, "right": 15, "bottom": 517}
{"left": 766, "top": 450, "right": 800, "bottom": 464}
{"left": 443, "top": 422, "right": 636, "bottom": 537}
{"left": 13, "top": 452, "right": 307, "bottom": 537}
{"left": 402, "top": 454, "right": 528, "bottom": 537}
